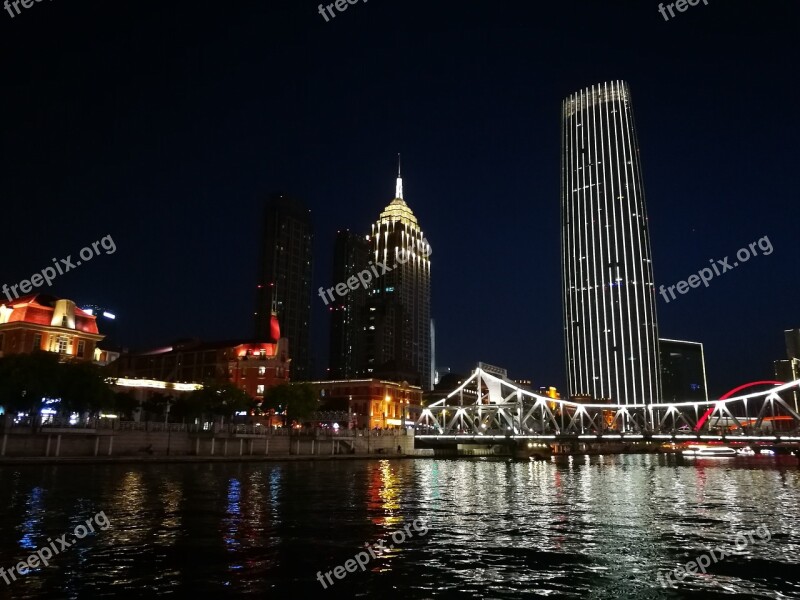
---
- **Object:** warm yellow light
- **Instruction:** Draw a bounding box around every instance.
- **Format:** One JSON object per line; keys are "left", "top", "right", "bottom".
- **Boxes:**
{"left": 385, "top": 395, "right": 391, "bottom": 402}
{"left": 109, "top": 378, "right": 202, "bottom": 392}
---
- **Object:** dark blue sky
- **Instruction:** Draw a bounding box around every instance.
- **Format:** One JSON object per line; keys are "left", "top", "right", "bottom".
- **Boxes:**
{"left": 1, "top": 0, "right": 797, "bottom": 396}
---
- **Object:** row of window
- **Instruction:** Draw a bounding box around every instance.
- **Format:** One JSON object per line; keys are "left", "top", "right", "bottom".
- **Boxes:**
{"left": 29, "top": 332, "right": 86, "bottom": 357}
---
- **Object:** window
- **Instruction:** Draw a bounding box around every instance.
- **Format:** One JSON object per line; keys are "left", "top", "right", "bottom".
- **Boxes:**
{"left": 256, "top": 385, "right": 265, "bottom": 396}
{"left": 57, "top": 336, "right": 69, "bottom": 354}
{"left": 258, "top": 366, "right": 266, "bottom": 375}
{"left": 33, "top": 333, "right": 42, "bottom": 350}
{"left": 77, "top": 340, "right": 85, "bottom": 357}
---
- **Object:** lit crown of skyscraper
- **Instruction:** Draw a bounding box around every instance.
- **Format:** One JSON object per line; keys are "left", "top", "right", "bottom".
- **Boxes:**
{"left": 379, "top": 154, "right": 419, "bottom": 227}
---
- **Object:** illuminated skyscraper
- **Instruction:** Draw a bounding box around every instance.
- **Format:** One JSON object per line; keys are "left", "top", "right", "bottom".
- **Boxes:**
{"left": 363, "top": 162, "right": 433, "bottom": 390}
{"left": 561, "top": 81, "right": 661, "bottom": 404}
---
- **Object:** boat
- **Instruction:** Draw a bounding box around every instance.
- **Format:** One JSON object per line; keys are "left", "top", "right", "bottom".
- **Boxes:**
{"left": 682, "top": 445, "right": 737, "bottom": 457}
{"left": 513, "top": 441, "right": 553, "bottom": 460}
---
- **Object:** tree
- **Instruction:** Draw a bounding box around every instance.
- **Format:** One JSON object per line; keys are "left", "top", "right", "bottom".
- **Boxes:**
{"left": 0, "top": 353, "right": 115, "bottom": 428}
{"left": 0, "top": 352, "right": 61, "bottom": 415}
{"left": 184, "top": 382, "right": 253, "bottom": 422}
{"left": 57, "top": 361, "right": 114, "bottom": 415}
{"left": 109, "top": 391, "right": 140, "bottom": 420}
{"left": 262, "top": 383, "right": 318, "bottom": 425}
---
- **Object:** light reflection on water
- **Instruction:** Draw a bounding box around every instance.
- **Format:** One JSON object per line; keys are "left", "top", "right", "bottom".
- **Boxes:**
{"left": 0, "top": 455, "right": 798, "bottom": 599}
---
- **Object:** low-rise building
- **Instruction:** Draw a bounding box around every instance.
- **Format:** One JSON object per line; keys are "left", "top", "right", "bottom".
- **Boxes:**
{"left": 306, "top": 379, "right": 422, "bottom": 429}
{"left": 0, "top": 294, "right": 104, "bottom": 361}
{"left": 108, "top": 312, "right": 290, "bottom": 402}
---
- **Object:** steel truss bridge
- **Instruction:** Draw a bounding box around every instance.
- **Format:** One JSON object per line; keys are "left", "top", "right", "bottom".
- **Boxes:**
{"left": 416, "top": 367, "right": 800, "bottom": 447}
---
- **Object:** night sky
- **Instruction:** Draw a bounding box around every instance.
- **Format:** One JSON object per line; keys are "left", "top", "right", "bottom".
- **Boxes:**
{"left": 2, "top": 0, "right": 797, "bottom": 396}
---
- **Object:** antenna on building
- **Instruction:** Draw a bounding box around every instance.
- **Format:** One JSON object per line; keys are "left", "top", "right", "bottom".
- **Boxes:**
{"left": 395, "top": 153, "right": 403, "bottom": 199}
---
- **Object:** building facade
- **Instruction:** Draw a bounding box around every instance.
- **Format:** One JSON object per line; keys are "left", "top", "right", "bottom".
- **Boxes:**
{"left": 328, "top": 230, "right": 370, "bottom": 379}
{"left": 0, "top": 295, "right": 104, "bottom": 361}
{"left": 254, "top": 194, "right": 313, "bottom": 381}
{"left": 659, "top": 338, "right": 708, "bottom": 402}
{"left": 362, "top": 166, "right": 433, "bottom": 390}
{"left": 110, "top": 311, "right": 289, "bottom": 402}
{"left": 561, "top": 80, "right": 661, "bottom": 404}
{"left": 305, "top": 378, "right": 422, "bottom": 429}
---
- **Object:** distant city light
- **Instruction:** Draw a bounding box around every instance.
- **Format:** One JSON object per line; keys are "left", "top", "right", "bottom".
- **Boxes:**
{"left": 102, "top": 312, "right": 116, "bottom": 320}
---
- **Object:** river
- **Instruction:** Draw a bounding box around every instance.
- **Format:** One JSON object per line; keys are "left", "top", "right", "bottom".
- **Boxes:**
{"left": 0, "top": 455, "right": 798, "bottom": 599}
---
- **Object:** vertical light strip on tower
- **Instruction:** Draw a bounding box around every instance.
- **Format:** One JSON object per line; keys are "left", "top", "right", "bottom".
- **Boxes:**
{"left": 561, "top": 81, "right": 661, "bottom": 405}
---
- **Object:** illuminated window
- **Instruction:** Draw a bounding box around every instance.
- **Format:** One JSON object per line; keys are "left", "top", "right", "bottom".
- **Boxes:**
{"left": 257, "top": 385, "right": 265, "bottom": 395}
{"left": 258, "top": 366, "right": 266, "bottom": 375}
{"left": 57, "top": 336, "right": 68, "bottom": 354}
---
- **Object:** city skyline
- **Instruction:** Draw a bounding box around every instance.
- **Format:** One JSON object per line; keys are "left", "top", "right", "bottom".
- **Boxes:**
{"left": 1, "top": 2, "right": 799, "bottom": 598}
{"left": 1, "top": 1, "right": 797, "bottom": 397}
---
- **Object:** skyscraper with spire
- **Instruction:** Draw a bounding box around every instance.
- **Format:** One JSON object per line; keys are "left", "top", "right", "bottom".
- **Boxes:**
{"left": 360, "top": 158, "right": 433, "bottom": 390}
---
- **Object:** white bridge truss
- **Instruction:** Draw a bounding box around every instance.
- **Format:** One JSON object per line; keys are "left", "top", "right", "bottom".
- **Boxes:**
{"left": 417, "top": 368, "right": 800, "bottom": 443}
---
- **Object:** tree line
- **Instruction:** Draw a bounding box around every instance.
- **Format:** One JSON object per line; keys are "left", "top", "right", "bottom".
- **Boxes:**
{"left": 0, "top": 352, "right": 318, "bottom": 425}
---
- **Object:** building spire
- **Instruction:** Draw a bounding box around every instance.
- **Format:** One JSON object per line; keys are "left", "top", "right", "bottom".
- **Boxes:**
{"left": 395, "top": 153, "right": 403, "bottom": 199}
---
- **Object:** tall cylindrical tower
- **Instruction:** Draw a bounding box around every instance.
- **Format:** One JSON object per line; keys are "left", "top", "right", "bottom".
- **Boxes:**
{"left": 561, "top": 80, "right": 661, "bottom": 405}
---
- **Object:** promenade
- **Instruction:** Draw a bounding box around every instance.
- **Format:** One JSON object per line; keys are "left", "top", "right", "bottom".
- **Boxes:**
{"left": 0, "top": 419, "right": 417, "bottom": 461}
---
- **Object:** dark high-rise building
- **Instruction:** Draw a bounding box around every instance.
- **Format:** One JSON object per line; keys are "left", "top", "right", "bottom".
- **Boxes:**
{"left": 785, "top": 329, "right": 800, "bottom": 360}
{"left": 775, "top": 328, "right": 800, "bottom": 411}
{"left": 362, "top": 164, "right": 433, "bottom": 390}
{"left": 328, "top": 230, "right": 370, "bottom": 379}
{"left": 561, "top": 80, "right": 661, "bottom": 404}
{"left": 659, "top": 338, "right": 708, "bottom": 402}
{"left": 254, "top": 194, "right": 313, "bottom": 381}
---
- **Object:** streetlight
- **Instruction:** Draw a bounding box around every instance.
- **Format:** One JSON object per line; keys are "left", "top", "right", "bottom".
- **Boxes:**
{"left": 348, "top": 395, "right": 353, "bottom": 430}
